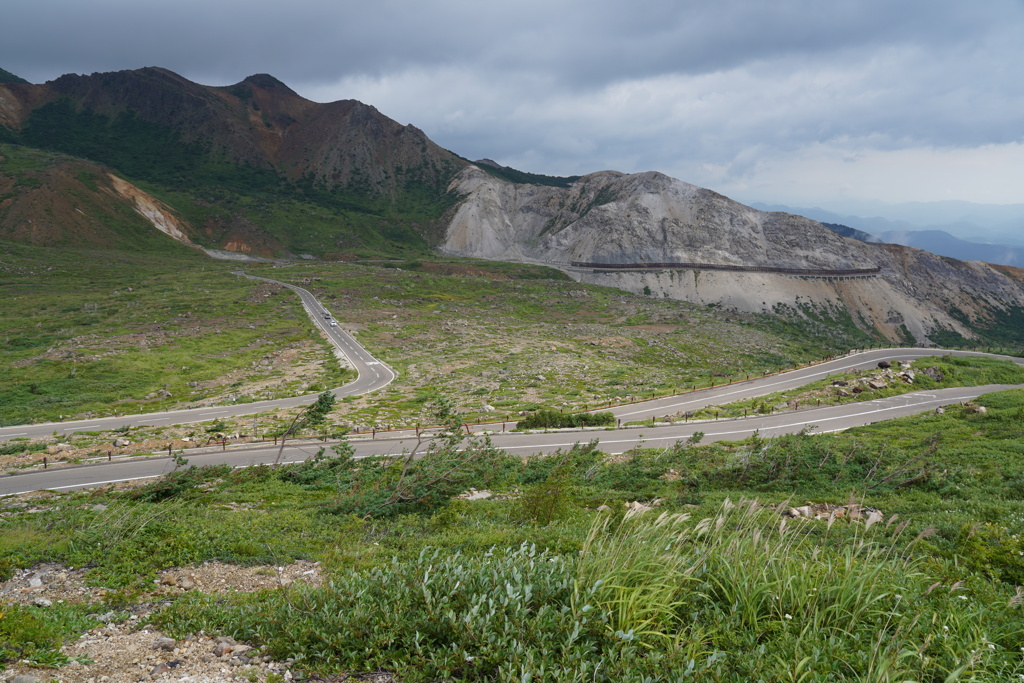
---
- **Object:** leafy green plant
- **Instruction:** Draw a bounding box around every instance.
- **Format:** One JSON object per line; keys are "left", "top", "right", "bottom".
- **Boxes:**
{"left": 517, "top": 410, "right": 615, "bottom": 430}
{"left": 0, "top": 603, "right": 97, "bottom": 670}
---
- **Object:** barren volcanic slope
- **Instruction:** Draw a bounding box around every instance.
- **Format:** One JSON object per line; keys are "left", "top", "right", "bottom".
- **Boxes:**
{"left": 442, "top": 166, "right": 1024, "bottom": 344}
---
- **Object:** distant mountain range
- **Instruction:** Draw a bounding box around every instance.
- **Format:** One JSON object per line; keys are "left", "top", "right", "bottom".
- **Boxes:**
{"left": 758, "top": 203, "right": 1024, "bottom": 267}
{"left": 2, "top": 66, "right": 1024, "bottom": 345}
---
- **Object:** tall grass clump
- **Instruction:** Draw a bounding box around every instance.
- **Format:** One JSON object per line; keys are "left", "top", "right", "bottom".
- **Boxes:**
{"left": 573, "top": 509, "right": 704, "bottom": 648}
{"left": 682, "top": 499, "right": 1024, "bottom": 680}
{"left": 151, "top": 501, "right": 1024, "bottom": 681}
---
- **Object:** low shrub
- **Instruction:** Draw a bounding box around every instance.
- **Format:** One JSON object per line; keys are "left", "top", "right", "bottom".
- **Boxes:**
{"left": 516, "top": 410, "right": 615, "bottom": 430}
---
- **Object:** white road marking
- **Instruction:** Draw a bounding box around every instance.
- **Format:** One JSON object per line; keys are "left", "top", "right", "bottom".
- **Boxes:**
{"left": 3, "top": 474, "right": 164, "bottom": 496}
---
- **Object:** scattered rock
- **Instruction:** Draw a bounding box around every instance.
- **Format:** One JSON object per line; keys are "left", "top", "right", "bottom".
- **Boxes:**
{"left": 867, "top": 379, "right": 888, "bottom": 390}
{"left": 781, "top": 502, "right": 883, "bottom": 524}
{"left": 626, "top": 499, "right": 664, "bottom": 513}
{"left": 877, "top": 360, "right": 891, "bottom": 369}
{"left": 458, "top": 489, "right": 494, "bottom": 501}
{"left": 149, "top": 662, "right": 173, "bottom": 676}
{"left": 935, "top": 406, "right": 945, "bottom": 414}
{"left": 112, "top": 437, "right": 130, "bottom": 447}
{"left": 31, "top": 597, "right": 52, "bottom": 607}
{"left": 923, "top": 366, "right": 944, "bottom": 382}
{"left": 153, "top": 637, "right": 177, "bottom": 651}
{"left": 8, "top": 675, "right": 40, "bottom": 683}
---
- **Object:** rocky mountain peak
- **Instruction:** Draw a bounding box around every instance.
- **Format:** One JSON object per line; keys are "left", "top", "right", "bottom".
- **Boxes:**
{"left": 238, "top": 73, "right": 298, "bottom": 95}
{"left": 441, "top": 167, "right": 1024, "bottom": 343}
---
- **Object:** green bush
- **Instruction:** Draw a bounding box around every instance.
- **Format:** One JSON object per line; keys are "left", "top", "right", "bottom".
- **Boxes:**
{"left": 0, "top": 603, "right": 97, "bottom": 670}
{"left": 517, "top": 410, "right": 615, "bottom": 430}
{"left": 153, "top": 503, "right": 1024, "bottom": 681}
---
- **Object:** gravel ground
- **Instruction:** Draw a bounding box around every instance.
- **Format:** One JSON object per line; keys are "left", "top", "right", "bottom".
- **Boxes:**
{"left": 1, "top": 560, "right": 328, "bottom": 683}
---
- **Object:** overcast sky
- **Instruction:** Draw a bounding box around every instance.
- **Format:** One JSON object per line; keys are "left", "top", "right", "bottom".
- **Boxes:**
{"left": 4, "top": 0, "right": 1023, "bottom": 209}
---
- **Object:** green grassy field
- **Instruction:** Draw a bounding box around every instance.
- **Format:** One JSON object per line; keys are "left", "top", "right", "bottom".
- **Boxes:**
{"left": 0, "top": 242, "right": 351, "bottom": 425}
{"left": 1, "top": 244, "right": 876, "bottom": 429}
{"left": 236, "top": 258, "right": 878, "bottom": 428}
{"left": 3, "top": 389, "right": 1024, "bottom": 679}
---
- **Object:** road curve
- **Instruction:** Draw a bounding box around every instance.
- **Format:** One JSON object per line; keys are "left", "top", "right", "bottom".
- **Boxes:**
{"left": 3, "top": 349, "right": 1022, "bottom": 496}
{"left": 0, "top": 273, "right": 396, "bottom": 443}
{"left": 601, "top": 348, "right": 1024, "bottom": 422}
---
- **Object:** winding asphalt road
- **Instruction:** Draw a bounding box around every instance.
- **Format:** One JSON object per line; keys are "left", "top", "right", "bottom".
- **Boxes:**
{"left": 0, "top": 272, "right": 396, "bottom": 444}
{"left": 2, "top": 273, "right": 1022, "bottom": 496}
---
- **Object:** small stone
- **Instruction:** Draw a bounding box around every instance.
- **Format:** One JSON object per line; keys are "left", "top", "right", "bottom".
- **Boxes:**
{"left": 179, "top": 578, "right": 195, "bottom": 590}
{"left": 149, "top": 662, "right": 172, "bottom": 676}
{"left": 8, "top": 676, "right": 41, "bottom": 683}
{"left": 32, "top": 596, "right": 53, "bottom": 607}
{"left": 154, "top": 637, "right": 177, "bottom": 651}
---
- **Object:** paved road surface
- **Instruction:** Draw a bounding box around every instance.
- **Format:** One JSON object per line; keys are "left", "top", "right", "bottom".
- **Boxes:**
{"left": 3, "top": 348, "right": 1021, "bottom": 496}
{"left": 3, "top": 270, "right": 1022, "bottom": 495}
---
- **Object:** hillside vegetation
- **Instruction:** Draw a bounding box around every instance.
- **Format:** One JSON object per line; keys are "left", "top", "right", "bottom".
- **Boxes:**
{"left": 3, "top": 390, "right": 1024, "bottom": 680}
{"left": 0, "top": 242, "right": 351, "bottom": 425}
{"left": 0, "top": 239, "right": 889, "bottom": 427}
{"left": 0, "top": 68, "right": 468, "bottom": 258}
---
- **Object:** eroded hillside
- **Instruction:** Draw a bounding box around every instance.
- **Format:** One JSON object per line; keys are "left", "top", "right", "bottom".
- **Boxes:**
{"left": 442, "top": 166, "right": 1024, "bottom": 343}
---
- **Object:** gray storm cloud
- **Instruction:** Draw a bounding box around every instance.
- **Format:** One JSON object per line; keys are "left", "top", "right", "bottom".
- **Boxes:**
{"left": 2, "top": 0, "right": 1022, "bottom": 205}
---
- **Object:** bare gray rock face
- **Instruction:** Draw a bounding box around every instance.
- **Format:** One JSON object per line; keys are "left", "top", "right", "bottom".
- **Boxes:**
{"left": 442, "top": 166, "right": 1024, "bottom": 343}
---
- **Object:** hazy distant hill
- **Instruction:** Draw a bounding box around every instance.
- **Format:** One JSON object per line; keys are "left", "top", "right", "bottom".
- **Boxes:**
{"left": 753, "top": 202, "right": 1024, "bottom": 258}
{"left": 821, "top": 222, "right": 877, "bottom": 243}
{"left": 875, "top": 229, "right": 1024, "bottom": 267}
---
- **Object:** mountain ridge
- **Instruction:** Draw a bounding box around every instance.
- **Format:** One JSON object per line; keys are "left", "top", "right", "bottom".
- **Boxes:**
{"left": 441, "top": 165, "right": 1024, "bottom": 344}
{"left": 2, "top": 67, "right": 1024, "bottom": 344}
